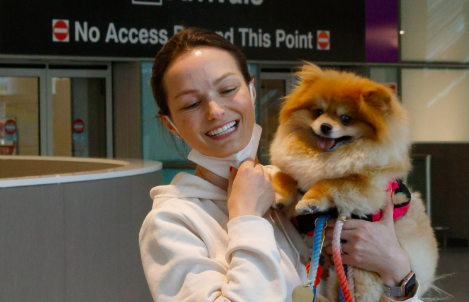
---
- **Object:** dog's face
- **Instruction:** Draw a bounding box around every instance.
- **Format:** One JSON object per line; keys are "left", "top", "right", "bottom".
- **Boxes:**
{"left": 299, "top": 97, "right": 375, "bottom": 152}
{"left": 279, "top": 63, "right": 400, "bottom": 153}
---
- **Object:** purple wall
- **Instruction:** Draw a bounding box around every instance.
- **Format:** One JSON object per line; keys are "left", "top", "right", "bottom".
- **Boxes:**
{"left": 365, "top": 0, "right": 399, "bottom": 62}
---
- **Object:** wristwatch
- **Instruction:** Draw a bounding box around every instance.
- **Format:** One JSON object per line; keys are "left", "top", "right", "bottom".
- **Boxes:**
{"left": 383, "top": 271, "right": 416, "bottom": 297}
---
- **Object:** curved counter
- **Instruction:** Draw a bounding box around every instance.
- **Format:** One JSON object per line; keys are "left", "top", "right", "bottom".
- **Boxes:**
{"left": 0, "top": 156, "right": 161, "bottom": 302}
{"left": 0, "top": 155, "right": 162, "bottom": 187}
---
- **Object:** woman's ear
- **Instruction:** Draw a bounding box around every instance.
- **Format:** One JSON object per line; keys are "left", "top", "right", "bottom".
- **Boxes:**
{"left": 250, "top": 77, "right": 256, "bottom": 104}
{"left": 159, "top": 114, "right": 181, "bottom": 138}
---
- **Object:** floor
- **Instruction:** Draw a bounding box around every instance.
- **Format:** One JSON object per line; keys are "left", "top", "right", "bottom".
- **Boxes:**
{"left": 427, "top": 248, "right": 469, "bottom": 301}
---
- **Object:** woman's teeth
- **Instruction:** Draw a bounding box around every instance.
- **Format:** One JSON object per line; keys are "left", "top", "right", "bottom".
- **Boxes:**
{"left": 207, "top": 121, "right": 237, "bottom": 137}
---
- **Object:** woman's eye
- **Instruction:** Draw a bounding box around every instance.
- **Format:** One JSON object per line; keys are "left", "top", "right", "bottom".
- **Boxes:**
{"left": 220, "top": 87, "right": 237, "bottom": 95}
{"left": 184, "top": 102, "right": 201, "bottom": 110}
{"left": 340, "top": 115, "right": 352, "bottom": 125}
{"left": 313, "top": 108, "right": 323, "bottom": 118}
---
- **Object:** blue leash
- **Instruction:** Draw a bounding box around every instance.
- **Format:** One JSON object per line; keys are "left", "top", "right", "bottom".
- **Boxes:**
{"left": 307, "top": 215, "right": 330, "bottom": 302}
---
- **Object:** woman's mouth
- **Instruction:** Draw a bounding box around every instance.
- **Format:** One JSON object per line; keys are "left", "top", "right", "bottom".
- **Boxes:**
{"left": 206, "top": 120, "right": 239, "bottom": 139}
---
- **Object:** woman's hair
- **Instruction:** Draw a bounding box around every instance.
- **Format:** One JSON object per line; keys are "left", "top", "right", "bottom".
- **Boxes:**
{"left": 151, "top": 27, "right": 251, "bottom": 116}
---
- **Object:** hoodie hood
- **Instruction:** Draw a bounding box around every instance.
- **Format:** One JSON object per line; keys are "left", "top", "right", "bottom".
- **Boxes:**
{"left": 150, "top": 172, "right": 228, "bottom": 208}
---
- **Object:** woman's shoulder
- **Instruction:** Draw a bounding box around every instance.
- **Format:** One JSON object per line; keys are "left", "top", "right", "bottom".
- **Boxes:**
{"left": 150, "top": 172, "right": 227, "bottom": 204}
{"left": 142, "top": 172, "right": 229, "bottom": 234}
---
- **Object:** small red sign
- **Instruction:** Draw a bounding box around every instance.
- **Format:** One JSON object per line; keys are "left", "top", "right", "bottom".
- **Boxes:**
{"left": 53, "top": 19, "right": 69, "bottom": 42}
{"left": 385, "top": 83, "right": 397, "bottom": 94}
{"left": 317, "top": 30, "right": 330, "bottom": 50}
{"left": 4, "top": 119, "right": 17, "bottom": 135}
{"left": 72, "top": 119, "right": 85, "bottom": 134}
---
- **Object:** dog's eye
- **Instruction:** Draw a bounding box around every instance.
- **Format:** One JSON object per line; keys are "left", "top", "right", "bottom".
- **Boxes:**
{"left": 340, "top": 115, "right": 352, "bottom": 125}
{"left": 313, "top": 108, "right": 323, "bottom": 118}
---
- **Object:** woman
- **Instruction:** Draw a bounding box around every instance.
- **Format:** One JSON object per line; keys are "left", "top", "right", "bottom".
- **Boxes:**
{"left": 139, "top": 27, "right": 422, "bottom": 302}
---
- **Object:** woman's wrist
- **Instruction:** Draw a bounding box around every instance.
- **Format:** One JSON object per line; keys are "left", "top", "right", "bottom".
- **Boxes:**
{"left": 228, "top": 208, "right": 261, "bottom": 220}
{"left": 380, "top": 246, "right": 411, "bottom": 286}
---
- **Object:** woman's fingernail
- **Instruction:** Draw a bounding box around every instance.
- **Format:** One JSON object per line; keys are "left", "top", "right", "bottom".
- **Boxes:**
{"left": 230, "top": 166, "right": 233, "bottom": 172}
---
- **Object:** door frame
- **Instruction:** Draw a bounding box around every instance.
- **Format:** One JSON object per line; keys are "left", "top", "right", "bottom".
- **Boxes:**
{"left": 0, "top": 68, "right": 47, "bottom": 155}
{"left": 259, "top": 72, "right": 297, "bottom": 95}
{"left": 0, "top": 64, "right": 113, "bottom": 158}
{"left": 46, "top": 65, "right": 113, "bottom": 158}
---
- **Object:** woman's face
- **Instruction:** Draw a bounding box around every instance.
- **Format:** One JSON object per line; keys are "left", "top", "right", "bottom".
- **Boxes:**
{"left": 162, "top": 47, "right": 256, "bottom": 158}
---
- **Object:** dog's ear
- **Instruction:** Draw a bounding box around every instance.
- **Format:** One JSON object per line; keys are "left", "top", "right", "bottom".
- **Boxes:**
{"left": 361, "top": 84, "right": 393, "bottom": 112}
{"left": 296, "top": 62, "right": 324, "bottom": 84}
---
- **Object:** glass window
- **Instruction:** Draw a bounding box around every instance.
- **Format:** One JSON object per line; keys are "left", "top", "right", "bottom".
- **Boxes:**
{"left": 141, "top": 62, "right": 188, "bottom": 162}
{"left": 0, "top": 77, "right": 39, "bottom": 155}
{"left": 369, "top": 67, "right": 399, "bottom": 95}
{"left": 401, "top": 68, "right": 469, "bottom": 142}
{"left": 258, "top": 78, "right": 286, "bottom": 164}
{"left": 52, "top": 77, "right": 107, "bottom": 157}
{"left": 401, "top": 0, "right": 469, "bottom": 62}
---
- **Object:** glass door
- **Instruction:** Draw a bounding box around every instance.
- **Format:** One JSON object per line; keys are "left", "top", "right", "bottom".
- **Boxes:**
{"left": 258, "top": 71, "right": 297, "bottom": 164}
{"left": 0, "top": 68, "right": 46, "bottom": 156}
{"left": 46, "top": 67, "right": 113, "bottom": 158}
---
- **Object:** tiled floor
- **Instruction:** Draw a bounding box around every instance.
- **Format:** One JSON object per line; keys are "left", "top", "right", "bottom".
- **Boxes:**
{"left": 426, "top": 248, "right": 469, "bottom": 301}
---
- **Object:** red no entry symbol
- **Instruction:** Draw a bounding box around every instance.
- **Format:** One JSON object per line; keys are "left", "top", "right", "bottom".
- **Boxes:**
{"left": 53, "top": 19, "right": 69, "bottom": 42}
{"left": 317, "top": 30, "right": 330, "bottom": 50}
{"left": 72, "top": 119, "right": 85, "bottom": 134}
{"left": 4, "top": 119, "right": 17, "bottom": 135}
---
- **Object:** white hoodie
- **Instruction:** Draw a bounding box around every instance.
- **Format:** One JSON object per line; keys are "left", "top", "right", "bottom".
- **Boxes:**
{"left": 139, "top": 172, "right": 308, "bottom": 302}
{"left": 139, "top": 172, "right": 422, "bottom": 302}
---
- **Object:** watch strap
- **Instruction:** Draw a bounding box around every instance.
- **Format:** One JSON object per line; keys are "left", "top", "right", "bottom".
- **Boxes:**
{"left": 383, "top": 271, "right": 416, "bottom": 297}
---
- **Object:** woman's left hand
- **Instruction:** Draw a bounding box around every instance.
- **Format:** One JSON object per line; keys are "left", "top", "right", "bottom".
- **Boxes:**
{"left": 323, "top": 195, "right": 411, "bottom": 286}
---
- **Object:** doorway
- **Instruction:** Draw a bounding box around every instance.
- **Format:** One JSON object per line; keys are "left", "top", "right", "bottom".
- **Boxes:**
{"left": 0, "top": 63, "right": 113, "bottom": 158}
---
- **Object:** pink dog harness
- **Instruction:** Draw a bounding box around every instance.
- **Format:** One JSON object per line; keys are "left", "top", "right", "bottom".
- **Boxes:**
{"left": 370, "top": 179, "right": 410, "bottom": 222}
{"left": 292, "top": 179, "right": 411, "bottom": 234}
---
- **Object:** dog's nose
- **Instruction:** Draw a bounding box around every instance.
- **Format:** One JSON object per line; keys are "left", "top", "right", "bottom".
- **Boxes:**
{"left": 321, "top": 123, "right": 332, "bottom": 134}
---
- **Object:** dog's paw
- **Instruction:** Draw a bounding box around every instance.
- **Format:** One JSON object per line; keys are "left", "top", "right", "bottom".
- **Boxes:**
{"left": 272, "top": 192, "right": 295, "bottom": 210}
{"left": 272, "top": 193, "right": 287, "bottom": 209}
{"left": 295, "top": 198, "right": 322, "bottom": 215}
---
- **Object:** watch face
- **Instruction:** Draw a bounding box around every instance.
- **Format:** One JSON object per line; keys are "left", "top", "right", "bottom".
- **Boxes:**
{"left": 404, "top": 273, "right": 416, "bottom": 296}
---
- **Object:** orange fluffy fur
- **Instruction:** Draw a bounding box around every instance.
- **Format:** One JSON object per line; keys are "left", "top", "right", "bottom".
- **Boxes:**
{"left": 268, "top": 63, "right": 438, "bottom": 301}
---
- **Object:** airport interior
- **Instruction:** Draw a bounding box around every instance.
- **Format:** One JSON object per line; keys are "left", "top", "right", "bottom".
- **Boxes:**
{"left": 1, "top": 0, "right": 469, "bottom": 301}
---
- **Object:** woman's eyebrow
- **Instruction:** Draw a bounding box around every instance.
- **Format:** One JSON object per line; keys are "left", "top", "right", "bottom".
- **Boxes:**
{"left": 174, "top": 89, "right": 199, "bottom": 100}
{"left": 213, "top": 72, "right": 237, "bottom": 86}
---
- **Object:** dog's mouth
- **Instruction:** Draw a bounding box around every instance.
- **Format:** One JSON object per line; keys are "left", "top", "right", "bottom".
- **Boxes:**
{"left": 313, "top": 131, "right": 353, "bottom": 151}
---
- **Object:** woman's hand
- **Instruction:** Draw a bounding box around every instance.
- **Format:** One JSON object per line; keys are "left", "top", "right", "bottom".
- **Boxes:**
{"left": 323, "top": 196, "right": 411, "bottom": 287}
{"left": 227, "top": 160, "right": 274, "bottom": 220}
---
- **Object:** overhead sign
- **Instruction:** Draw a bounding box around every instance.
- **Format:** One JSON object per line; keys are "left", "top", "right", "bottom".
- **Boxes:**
{"left": 0, "top": 0, "right": 366, "bottom": 62}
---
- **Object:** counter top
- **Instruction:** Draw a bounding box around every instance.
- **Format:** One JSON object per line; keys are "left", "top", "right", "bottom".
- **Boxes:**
{"left": 0, "top": 156, "right": 162, "bottom": 188}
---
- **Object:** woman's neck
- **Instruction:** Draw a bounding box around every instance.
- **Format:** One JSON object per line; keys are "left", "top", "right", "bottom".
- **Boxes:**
{"left": 194, "top": 165, "right": 229, "bottom": 191}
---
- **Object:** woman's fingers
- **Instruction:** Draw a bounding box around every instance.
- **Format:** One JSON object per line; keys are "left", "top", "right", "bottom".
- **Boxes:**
{"left": 237, "top": 159, "right": 255, "bottom": 172}
{"left": 325, "top": 223, "right": 356, "bottom": 241}
{"left": 340, "top": 253, "right": 358, "bottom": 267}
{"left": 323, "top": 242, "right": 356, "bottom": 255}
{"left": 327, "top": 217, "right": 365, "bottom": 230}
{"left": 227, "top": 167, "right": 238, "bottom": 196}
{"left": 323, "top": 244, "right": 332, "bottom": 255}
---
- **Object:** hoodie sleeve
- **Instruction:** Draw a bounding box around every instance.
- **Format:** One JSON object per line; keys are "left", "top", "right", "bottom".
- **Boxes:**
{"left": 139, "top": 203, "right": 288, "bottom": 302}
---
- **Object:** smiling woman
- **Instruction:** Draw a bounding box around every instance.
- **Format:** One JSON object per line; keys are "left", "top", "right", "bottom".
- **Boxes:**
{"left": 161, "top": 47, "right": 255, "bottom": 158}
{"left": 138, "top": 27, "right": 309, "bottom": 302}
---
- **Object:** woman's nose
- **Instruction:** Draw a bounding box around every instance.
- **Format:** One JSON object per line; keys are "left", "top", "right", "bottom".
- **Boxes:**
{"left": 207, "top": 100, "right": 225, "bottom": 120}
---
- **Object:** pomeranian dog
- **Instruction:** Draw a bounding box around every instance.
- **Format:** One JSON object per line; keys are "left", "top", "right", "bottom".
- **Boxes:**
{"left": 268, "top": 63, "right": 438, "bottom": 301}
